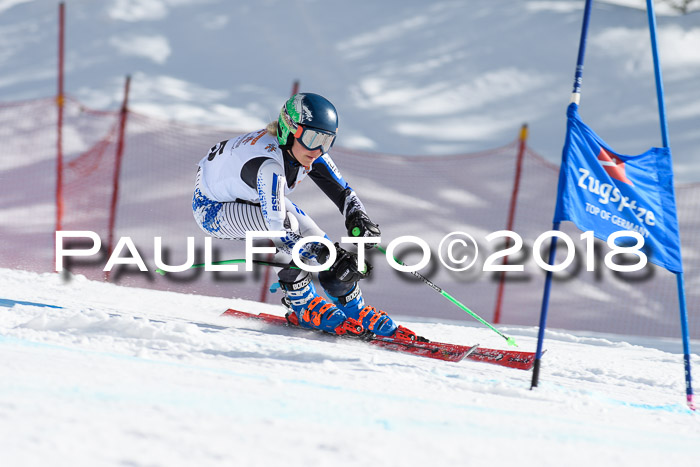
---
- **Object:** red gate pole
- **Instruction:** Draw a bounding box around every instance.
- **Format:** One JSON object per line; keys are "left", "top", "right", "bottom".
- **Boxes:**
{"left": 493, "top": 123, "right": 528, "bottom": 324}
{"left": 105, "top": 75, "right": 131, "bottom": 281}
{"left": 54, "top": 2, "right": 65, "bottom": 271}
{"left": 258, "top": 79, "right": 300, "bottom": 302}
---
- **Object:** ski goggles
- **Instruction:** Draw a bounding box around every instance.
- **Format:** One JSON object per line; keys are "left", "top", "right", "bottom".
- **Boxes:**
{"left": 293, "top": 125, "right": 336, "bottom": 153}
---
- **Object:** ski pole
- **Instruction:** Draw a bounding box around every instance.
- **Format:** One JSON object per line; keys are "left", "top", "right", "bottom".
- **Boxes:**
{"left": 365, "top": 239, "right": 517, "bottom": 347}
{"left": 155, "top": 259, "right": 299, "bottom": 276}
{"left": 156, "top": 240, "right": 517, "bottom": 346}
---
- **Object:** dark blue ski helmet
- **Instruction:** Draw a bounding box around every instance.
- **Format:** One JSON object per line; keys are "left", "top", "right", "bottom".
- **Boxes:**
{"left": 278, "top": 93, "right": 338, "bottom": 149}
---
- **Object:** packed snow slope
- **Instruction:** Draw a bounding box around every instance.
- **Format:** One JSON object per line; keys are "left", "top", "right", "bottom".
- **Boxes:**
{"left": 1, "top": 0, "right": 700, "bottom": 180}
{"left": 2, "top": 2, "right": 700, "bottom": 463}
{"left": 1, "top": 267, "right": 698, "bottom": 467}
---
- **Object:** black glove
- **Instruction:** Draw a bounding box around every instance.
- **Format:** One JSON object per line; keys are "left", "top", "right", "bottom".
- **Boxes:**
{"left": 345, "top": 210, "right": 381, "bottom": 247}
{"left": 325, "top": 243, "right": 372, "bottom": 283}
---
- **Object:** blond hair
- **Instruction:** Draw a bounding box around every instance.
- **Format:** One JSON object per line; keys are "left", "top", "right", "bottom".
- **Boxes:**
{"left": 266, "top": 120, "right": 278, "bottom": 136}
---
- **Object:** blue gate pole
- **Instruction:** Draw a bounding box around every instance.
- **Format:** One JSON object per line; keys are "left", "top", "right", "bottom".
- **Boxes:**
{"left": 531, "top": 223, "right": 560, "bottom": 388}
{"left": 570, "top": 0, "right": 594, "bottom": 104}
{"left": 646, "top": 0, "right": 695, "bottom": 411}
{"left": 531, "top": 0, "right": 594, "bottom": 390}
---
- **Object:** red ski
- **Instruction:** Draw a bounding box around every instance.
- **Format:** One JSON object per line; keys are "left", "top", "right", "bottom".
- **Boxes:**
{"left": 222, "top": 309, "right": 536, "bottom": 370}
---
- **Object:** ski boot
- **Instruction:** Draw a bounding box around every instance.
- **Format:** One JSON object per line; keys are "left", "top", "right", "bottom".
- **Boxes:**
{"left": 279, "top": 274, "right": 364, "bottom": 337}
{"left": 326, "top": 284, "right": 398, "bottom": 337}
{"left": 327, "top": 284, "right": 429, "bottom": 341}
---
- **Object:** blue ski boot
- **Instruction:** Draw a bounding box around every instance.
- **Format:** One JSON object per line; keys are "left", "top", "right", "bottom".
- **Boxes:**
{"left": 327, "top": 284, "right": 410, "bottom": 338}
{"left": 279, "top": 274, "right": 363, "bottom": 336}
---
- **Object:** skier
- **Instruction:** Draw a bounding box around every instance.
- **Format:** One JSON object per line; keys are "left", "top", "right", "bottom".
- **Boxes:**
{"left": 192, "top": 92, "right": 418, "bottom": 340}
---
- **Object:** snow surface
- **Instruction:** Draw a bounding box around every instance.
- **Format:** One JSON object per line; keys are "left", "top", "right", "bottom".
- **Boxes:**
{"left": 1, "top": 267, "right": 699, "bottom": 466}
{"left": 1, "top": 2, "right": 700, "bottom": 464}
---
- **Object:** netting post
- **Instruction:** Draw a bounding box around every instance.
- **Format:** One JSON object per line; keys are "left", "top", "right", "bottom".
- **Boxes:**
{"left": 493, "top": 123, "right": 528, "bottom": 324}
{"left": 258, "top": 79, "right": 300, "bottom": 303}
{"left": 54, "top": 1, "right": 65, "bottom": 271}
{"left": 105, "top": 75, "right": 131, "bottom": 281}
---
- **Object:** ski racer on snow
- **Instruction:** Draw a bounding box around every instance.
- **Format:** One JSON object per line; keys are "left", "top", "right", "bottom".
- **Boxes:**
{"left": 192, "top": 92, "right": 418, "bottom": 340}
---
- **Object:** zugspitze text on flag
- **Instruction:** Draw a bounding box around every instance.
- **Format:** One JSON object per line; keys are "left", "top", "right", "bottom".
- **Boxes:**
{"left": 553, "top": 103, "right": 683, "bottom": 273}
